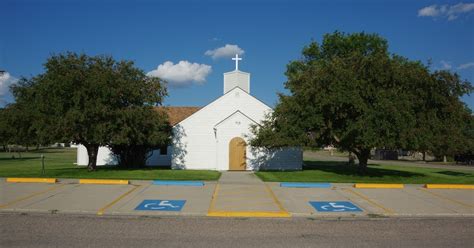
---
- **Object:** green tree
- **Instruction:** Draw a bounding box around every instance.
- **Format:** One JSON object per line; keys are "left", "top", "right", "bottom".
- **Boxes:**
{"left": 0, "top": 105, "right": 39, "bottom": 154}
{"left": 109, "top": 107, "right": 171, "bottom": 168}
{"left": 11, "top": 53, "right": 168, "bottom": 170}
{"left": 251, "top": 31, "right": 472, "bottom": 172}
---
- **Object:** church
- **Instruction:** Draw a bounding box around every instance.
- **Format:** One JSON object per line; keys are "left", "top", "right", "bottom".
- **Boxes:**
{"left": 77, "top": 55, "right": 302, "bottom": 171}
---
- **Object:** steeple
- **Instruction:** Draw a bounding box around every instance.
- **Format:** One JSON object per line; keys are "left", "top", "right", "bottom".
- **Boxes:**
{"left": 223, "top": 54, "right": 250, "bottom": 94}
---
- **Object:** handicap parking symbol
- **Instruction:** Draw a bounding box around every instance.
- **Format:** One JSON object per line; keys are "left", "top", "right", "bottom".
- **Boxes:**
{"left": 135, "top": 200, "right": 186, "bottom": 211}
{"left": 309, "top": 201, "right": 362, "bottom": 212}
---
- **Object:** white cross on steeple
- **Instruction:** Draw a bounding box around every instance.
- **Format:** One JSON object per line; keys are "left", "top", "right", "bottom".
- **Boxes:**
{"left": 232, "top": 54, "right": 242, "bottom": 71}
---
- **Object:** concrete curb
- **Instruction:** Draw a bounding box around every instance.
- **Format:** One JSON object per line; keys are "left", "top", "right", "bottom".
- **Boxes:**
{"left": 6, "top": 178, "right": 57, "bottom": 183}
{"left": 425, "top": 184, "right": 474, "bottom": 189}
{"left": 354, "top": 183, "right": 404, "bottom": 189}
{"left": 79, "top": 179, "right": 129, "bottom": 185}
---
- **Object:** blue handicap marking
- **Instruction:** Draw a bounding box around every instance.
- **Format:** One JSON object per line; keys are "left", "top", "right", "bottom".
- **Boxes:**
{"left": 309, "top": 201, "right": 362, "bottom": 212}
{"left": 135, "top": 200, "right": 186, "bottom": 211}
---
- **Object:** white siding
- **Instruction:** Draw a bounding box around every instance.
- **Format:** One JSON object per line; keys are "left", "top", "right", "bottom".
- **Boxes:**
{"left": 171, "top": 87, "right": 302, "bottom": 171}
{"left": 77, "top": 145, "right": 171, "bottom": 166}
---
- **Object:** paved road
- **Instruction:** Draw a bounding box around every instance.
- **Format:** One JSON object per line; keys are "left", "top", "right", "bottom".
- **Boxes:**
{"left": 1, "top": 213, "right": 473, "bottom": 247}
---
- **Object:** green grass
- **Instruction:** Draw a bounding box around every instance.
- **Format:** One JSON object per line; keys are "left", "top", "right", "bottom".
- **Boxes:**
{"left": 0, "top": 148, "right": 221, "bottom": 181}
{"left": 256, "top": 160, "right": 474, "bottom": 184}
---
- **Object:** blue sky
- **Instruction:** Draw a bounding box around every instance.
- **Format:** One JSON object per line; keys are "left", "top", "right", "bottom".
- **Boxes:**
{"left": 1, "top": 0, "right": 473, "bottom": 109}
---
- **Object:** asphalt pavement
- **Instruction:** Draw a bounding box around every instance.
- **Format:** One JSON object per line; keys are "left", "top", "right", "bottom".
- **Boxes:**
{"left": 1, "top": 213, "right": 473, "bottom": 248}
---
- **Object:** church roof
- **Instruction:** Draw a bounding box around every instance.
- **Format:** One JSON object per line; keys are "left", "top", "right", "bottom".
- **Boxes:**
{"left": 155, "top": 106, "right": 201, "bottom": 126}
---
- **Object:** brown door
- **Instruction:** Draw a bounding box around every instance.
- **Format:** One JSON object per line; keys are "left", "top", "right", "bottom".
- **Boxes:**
{"left": 229, "top": 137, "right": 247, "bottom": 171}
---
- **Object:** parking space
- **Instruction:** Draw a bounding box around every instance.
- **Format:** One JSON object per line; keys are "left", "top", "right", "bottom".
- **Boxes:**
{"left": 1, "top": 178, "right": 473, "bottom": 218}
{"left": 0, "top": 181, "right": 69, "bottom": 209}
{"left": 268, "top": 182, "right": 474, "bottom": 217}
{"left": 268, "top": 182, "right": 368, "bottom": 216}
{"left": 108, "top": 182, "right": 216, "bottom": 216}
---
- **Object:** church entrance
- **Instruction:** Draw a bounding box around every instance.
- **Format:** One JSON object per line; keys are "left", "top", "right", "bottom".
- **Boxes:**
{"left": 229, "top": 137, "right": 247, "bottom": 171}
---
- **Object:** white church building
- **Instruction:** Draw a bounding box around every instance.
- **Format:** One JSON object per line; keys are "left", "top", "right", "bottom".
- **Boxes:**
{"left": 77, "top": 55, "right": 302, "bottom": 171}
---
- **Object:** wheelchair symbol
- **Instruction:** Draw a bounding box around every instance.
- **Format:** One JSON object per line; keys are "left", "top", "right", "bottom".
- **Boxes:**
{"left": 144, "top": 201, "right": 180, "bottom": 210}
{"left": 309, "top": 201, "right": 362, "bottom": 212}
{"left": 321, "top": 202, "right": 358, "bottom": 211}
{"left": 135, "top": 200, "right": 186, "bottom": 211}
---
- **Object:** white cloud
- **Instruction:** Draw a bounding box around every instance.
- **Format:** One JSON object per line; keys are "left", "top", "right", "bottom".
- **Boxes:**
{"left": 418, "top": 2, "right": 474, "bottom": 20}
{"left": 147, "top": 61, "right": 212, "bottom": 87}
{"left": 205, "top": 44, "right": 244, "bottom": 59}
{"left": 0, "top": 71, "right": 18, "bottom": 105}
{"left": 440, "top": 60, "right": 452, "bottom": 70}
{"left": 418, "top": 5, "right": 440, "bottom": 17}
{"left": 458, "top": 62, "right": 474, "bottom": 69}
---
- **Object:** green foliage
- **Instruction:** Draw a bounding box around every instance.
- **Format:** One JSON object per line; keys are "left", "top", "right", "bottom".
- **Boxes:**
{"left": 109, "top": 107, "right": 172, "bottom": 168}
{"left": 251, "top": 31, "right": 473, "bottom": 171}
{"left": 0, "top": 148, "right": 220, "bottom": 180}
{"left": 10, "top": 53, "right": 170, "bottom": 170}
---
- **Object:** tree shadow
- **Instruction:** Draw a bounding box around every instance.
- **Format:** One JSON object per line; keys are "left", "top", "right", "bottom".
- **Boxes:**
{"left": 303, "top": 160, "right": 424, "bottom": 178}
{"left": 0, "top": 157, "right": 40, "bottom": 161}
{"left": 436, "top": 170, "right": 473, "bottom": 177}
{"left": 171, "top": 124, "right": 188, "bottom": 169}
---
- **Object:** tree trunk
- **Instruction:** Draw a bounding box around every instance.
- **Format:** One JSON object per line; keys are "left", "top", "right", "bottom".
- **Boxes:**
{"left": 354, "top": 148, "right": 371, "bottom": 173}
{"left": 422, "top": 151, "right": 426, "bottom": 161}
{"left": 85, "top": 144, "right": 99, "bottom": 171}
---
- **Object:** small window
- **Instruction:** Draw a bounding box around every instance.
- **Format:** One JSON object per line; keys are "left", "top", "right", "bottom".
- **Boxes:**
{"left": 160, "top": 146, "right": 168, "bottom": 155}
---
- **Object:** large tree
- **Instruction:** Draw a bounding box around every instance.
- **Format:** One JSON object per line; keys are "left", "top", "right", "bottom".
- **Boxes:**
{"left": 109, "top": 107, "right": 171, "bottom": 168}
{"left": 11, "top": 53, "right": 169, "bottom": 170}
{"left": 251, "top": 31, "right": 472, "bottom": 171}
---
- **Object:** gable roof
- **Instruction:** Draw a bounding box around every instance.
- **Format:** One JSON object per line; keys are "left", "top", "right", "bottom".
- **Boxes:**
{"left": 174, "top": 86, "right": 273, "bottom": 126}
{"left": 155, "top": 106, "right": 201, "bottom": 126}
{"left": 214, "top": 110, "right": 260, "bottom": 128}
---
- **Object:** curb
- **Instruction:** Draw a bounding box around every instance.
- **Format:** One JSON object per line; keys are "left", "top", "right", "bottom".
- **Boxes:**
{"left": 207, "top": 211, "right": 291, "bottom": 218}
{"left": 354, "top": 183, "right": 404, "bottom": 189}
{"left": 6, "top": 178, "right": 57, "bottom": 184}
{"left": 425, "top": 184, "right": 474, "bottom": 189}
{"left": 280, "top": 182, "right": 331, "bottom": 188}
{"left": 79, "top": 179, "right": 129, "bottom": 185}
{"left": 153, "top": 180, "right": 204, "bottom": 186}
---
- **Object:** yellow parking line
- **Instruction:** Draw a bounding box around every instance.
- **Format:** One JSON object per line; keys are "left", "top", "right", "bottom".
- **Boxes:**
{"left": 420, "top": 188, "right": 473, "bottom": 209}
{"left": 0, "top": 184, "right": 66, "bottom": 209}
{"left": 264, "top": 183, "right": 289, "bottom": 214}
{"left": 207, "top": 183, "right": 220, "bottom": 212}
{"left": 343, "top": 188, "right": 395, "bottom": 214}
{"left": 97, "top": 185, "right": 141, "bottom": 216}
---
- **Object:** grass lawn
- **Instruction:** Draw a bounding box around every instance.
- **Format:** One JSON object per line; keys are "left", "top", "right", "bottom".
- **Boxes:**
{"left": 256, "top": 160, "right": 474, "bottom": 184}
{"left": 0, "top": 148, "right": 221, "bottom": 181}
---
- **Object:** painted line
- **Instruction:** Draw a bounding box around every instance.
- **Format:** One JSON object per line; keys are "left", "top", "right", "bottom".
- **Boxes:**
{"left": 343, "top": 188, "right": 395, "bottom": 214}
{"left": 208, "top": 183, "right": 220, "bottom": 212}
{"left": 79, "top": 179, "right": 129, "bottom": 185}
{"left": 6, "top": 178, "right": 57, "bottom": 183}
{"left": 264, "top": 183, "right": 290, "bottom": 214}
{"left": 280, "top": 182, "right": 331, "bottom": 188}
{"left": 425, "top": 184, "right": 474, "bottom": 189}
{"left": 0, "top": 184, "right": 66, "bottom": 209}
{"left": 207, "top": 211, "right": 290, "bottom": 218}
{"left": 354, "top": 184, "right": 404, "bottom": 189}
{"left": 420, "top": 188, "right": 473, "bottom": 209}
{"left": 97, "top": 185, "right": 141, "bottom": 215}
{"left": 153, "top": 180, "right": 204, "bottom": 186}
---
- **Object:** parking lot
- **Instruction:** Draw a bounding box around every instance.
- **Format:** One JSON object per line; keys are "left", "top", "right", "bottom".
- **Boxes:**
{"left": 1, "top": 173, "right": 473, "bottom": 218}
